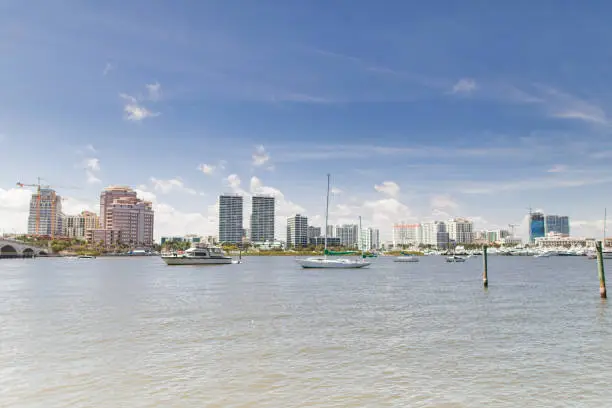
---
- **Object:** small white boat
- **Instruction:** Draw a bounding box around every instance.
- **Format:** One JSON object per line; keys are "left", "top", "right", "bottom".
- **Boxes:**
{"left": 446, "top": 255, "right": 466, "bottom": 263}
{"left": 394, "top": 256, "right": 419, "bottom": 263}
{"left": 77, "top": 255, "right": 96, "bottom": 259}
{"left": 162, "top": 245, "right": 232, "bottom": 265}
{"left": 534, "top": 251, "right": 556, "bottom": 258}
{"left": 297, "top": 257, "right": 370, "bottom": 269}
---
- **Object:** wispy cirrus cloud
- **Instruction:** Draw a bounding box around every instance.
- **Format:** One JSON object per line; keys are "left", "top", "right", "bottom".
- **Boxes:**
{"left": 120, "top": 93, "right": 159, "bottom": 122}
{"left": 452, "top": 78, "right": 477, "bottom": 94}
{"left": 150, "top": 177, "right": 197, "bottom": 195}
{"left": 547, "top": 164, "right": 567, "bottom": 173}
{"left": 146, "top": 82, "right": 162, "bottom": 101}
{"left": 103, "top": 62, "right": 115, "bottom": 76}
{"left": 374, "top": 181, "right": 400, "bottom": 197}
{"left": 252, "top": 145, "right": 270, "bottom": 166}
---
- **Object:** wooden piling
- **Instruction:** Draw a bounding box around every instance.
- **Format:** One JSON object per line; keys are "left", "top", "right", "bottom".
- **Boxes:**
{"left": 596, "top": 241, "right": 607, "bottom": 298}
{"left": 483, "top": 245, "right": 488, "bottom": 288}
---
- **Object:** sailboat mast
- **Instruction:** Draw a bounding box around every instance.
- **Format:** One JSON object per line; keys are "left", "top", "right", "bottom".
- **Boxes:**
{"left": 605, "top": 208, "right": 607, "bottom": 248}
{"left": 324, "top": 174, "right": 330, "bottom": 254}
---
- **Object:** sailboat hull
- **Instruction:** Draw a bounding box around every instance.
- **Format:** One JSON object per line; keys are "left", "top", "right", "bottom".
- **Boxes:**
{"left": 297, "top": 258, "right": 370, "bottom": 269}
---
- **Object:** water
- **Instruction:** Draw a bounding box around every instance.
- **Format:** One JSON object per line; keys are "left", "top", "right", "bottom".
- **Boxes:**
{"left": 1, "top": 255, "right": 611, "bottom": 407}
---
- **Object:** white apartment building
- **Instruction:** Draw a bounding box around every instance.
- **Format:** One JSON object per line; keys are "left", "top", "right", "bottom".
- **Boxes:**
{"left": 250, "top": 195, "right": 275, "bottom": 243}
{"left": 307, "top": 226, "right": 321, "bottom": 239}
{"left": 421, "top": 221, "right": 449, "bottom": 248}
{"left": 335, "top": 224, "right": 359, "bottom": 248}
{"left": 219, "top": 194, "right": 243, "bottom": 244}
{"left": 359, "top": 227, "right": 380, "bottom": 251}
{"left": 63, "top": 211, "right": 99, "bottom": 239}
{"left": 287, "top": 214, "right": 308, "bottom": 247}
{"left": 392, "top": 223, "right": 422, "bottom": 247}
{"left": 447, "top": 218, "right": 474, "bottom": 244}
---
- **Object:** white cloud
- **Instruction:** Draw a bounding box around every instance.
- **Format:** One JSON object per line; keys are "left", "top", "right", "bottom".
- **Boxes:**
{"left": 120, "top": 93, "right": 159, "bottom": 122}
{"left": 452, "top": 78, "right": 477, "bottom": 94}
{"left": 331, "top": 187, "right": 342, "bottom": 195}
{"left": 0, "top": 188, "right": 33, "bottom": 234}
{"left": 197, "top": 163, "right": 216, "bottom": 175}
{"left": 374, "top": 181, "right": 400, "bottom": 197}
{"left": 85, "top": 144, "right": 96, "bottom": 153}
{"left": 537, "top": 86, "right": 607, "bottom": 125}
{"left": 86, "top": 170, "right": 101, "bottom": 184}
{"left": 149, "top": 177, "right": 196, "bottom": 195}
{"left": 252, "top": 145, "right": 270, "bottom": 166}
{"left": 103, "top": 62, "right": 114, "bottom": 76}
{"left": 84, "top": 158, "right": 100, "bottom": 172}
{"left": 226, "top": 174, "right": 245, "bottom": 194}
{"left": 430, "top": 194, "right": 458, "bottom": 210}
{"left": 250, "top": 176, "right": 304, "bottom": 217}
{"left": 146, "top": 82, "right": 162, "bottom": 101}
{"left": 547, "top": 164, "right": 567, "bottom": 173}
{"left": 62, "top": 196, "right": 96, "bottom": 215}
{"left": 134, "top": 188, "right": 218, "bottom": 239}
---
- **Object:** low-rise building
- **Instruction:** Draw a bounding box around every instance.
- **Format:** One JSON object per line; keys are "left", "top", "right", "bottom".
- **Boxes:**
{"left": 535, "top": 232, "right": 596, "bottom": 248}
{"left": 63, "top": 211, "right": 100, "bottom": 239}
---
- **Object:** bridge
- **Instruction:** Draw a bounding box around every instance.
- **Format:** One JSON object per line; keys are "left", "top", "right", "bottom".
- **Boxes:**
{"left": 0, "top": 239, "right": 49, "bottom": 258}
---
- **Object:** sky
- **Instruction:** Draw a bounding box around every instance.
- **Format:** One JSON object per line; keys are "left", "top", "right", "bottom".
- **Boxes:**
{"left": 1, "top": 0, "right": 612, "bottom": 242}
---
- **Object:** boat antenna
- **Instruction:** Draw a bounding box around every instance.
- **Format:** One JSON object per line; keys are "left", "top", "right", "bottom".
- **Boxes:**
{"left": 324, "top": 173, "right": 330, "bottom": 258}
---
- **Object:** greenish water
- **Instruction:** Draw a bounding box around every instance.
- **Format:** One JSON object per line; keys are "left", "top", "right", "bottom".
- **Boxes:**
{"left": 1, "top": 256, "right": 611, "bottom": 407}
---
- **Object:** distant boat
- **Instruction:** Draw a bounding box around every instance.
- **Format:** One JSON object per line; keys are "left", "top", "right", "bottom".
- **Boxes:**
{"left": 297, "top": 174, "right": 370, "bottom": 269}
{"left": 77, "top": 255, "right": 96, "bottom": 259}
{"left": 394, "top": 256, "right": 419, "bottom": 263}
{"left": 162, "top": 245, "right": 233, "bottom": 265}
{"left": 446, "top": 255, "right": 466, "bottom": 263}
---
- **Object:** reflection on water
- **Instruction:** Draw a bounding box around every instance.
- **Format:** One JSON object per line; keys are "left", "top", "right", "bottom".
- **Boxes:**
{"left": 0, "top": 256, "right": 611, "bottom": 407}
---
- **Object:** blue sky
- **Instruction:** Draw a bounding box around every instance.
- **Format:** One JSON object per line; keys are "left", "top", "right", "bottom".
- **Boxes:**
{"left": 1, "top": 0, "right": 612, "bottom": 241}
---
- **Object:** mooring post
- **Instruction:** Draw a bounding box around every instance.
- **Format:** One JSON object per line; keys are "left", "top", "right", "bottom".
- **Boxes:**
{"left": 483, "top": 245, "right": 488, "bottom": 288}
{"left": 596, "top": 241, "right": 607, "bottom": 298}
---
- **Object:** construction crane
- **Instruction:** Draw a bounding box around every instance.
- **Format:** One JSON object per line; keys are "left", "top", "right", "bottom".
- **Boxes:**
{"left": 16, "top": 178, "right": 58, "bottom": 238}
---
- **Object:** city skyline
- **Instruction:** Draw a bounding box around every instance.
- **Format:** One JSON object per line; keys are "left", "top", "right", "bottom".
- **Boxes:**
{"left": 1, "top": 2, "right": 612, "bottom": 240}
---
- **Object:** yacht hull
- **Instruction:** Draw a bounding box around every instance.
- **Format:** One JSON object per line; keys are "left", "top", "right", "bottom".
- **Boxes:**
{"left": 394, "top": 256, "right": 419, "bottom": 263}
{"left": 297, "top": 258, "right": 370, "bottom": 269}
{"left": 161, "top": 256, "right": 233, "bottom": 265}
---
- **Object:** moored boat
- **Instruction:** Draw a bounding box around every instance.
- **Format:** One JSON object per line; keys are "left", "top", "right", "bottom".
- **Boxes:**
{"left": 394, "top": 255, "right": 419, "bottom": 263}
{"left": 162, "top": 245, "right": 233, "bottom": 265}
{"left": 446, "top": 255, "right": 466, "bottom": 263}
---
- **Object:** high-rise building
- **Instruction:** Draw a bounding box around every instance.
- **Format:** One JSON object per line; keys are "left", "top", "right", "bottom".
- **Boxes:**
{"left": 326, "top": 225, "right": 335, "bottom": 238}
{"left": 359, "top": 227, "right": 380, "bottom": 251}
{"left": 287, "top": 214, "right": 308, "bottom": 247}
{"left": 307, "top": 226, "right": 322, "bottom": 239}
{"left": 100, "top": 186, "right": 137, "bottom": 229}
{"left": 27, "top": 188, "right": 63, "bottom": 237}
{"left": 392, "top": 223, "right": 422, "bottom": 246}
{"left": 545, "top": 215, "right": 570, "bottom": 236}
{"left": 335, "top": 224, "right": 359, "bottom": 248}
{"left": 447, "top": 218, "right": 474, "bottom": 244}
{"left": 218, "top": 194, "right": 243, "bottom": 244}
{"left": 250, "top": 195, "right": 275, "bottom": 242}
{"left": 92, "top": 186, "right": 154, "bottom": 246}
{"left": 421, "top": 221, "right": 449, "bottom": 248}
{"left": 63, "top": 211, "right": 99, "bottom": 239}
{"left": 529, "top": 212, "right": 545, "bottom": 243}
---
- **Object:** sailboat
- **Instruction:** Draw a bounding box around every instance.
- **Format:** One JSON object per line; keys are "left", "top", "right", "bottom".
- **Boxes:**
{"left": 297, "top": 175, "right": 371, "bottom": 269}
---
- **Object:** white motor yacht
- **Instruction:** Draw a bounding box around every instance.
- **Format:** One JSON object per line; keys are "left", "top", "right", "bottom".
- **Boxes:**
{"left": 394, "top": 255, "right": 419, "bottom": 263}
{"left": 446, "top": 255, "right": 466, "bottom": 263}
{"left": 162, "top": 245, "right": 233, "bottom": 265}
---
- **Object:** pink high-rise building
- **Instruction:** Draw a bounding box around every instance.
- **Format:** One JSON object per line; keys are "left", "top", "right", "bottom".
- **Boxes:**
{"left": 90, "top": 186, "right": 154, "bottom": 247}
{"left": 100, "top": 186, "right": 137, "bottom": 228}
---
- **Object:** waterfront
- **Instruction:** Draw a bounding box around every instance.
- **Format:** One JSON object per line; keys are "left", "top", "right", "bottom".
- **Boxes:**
{"left": 1, "top": 256, "right": 612, "bottom": 407}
